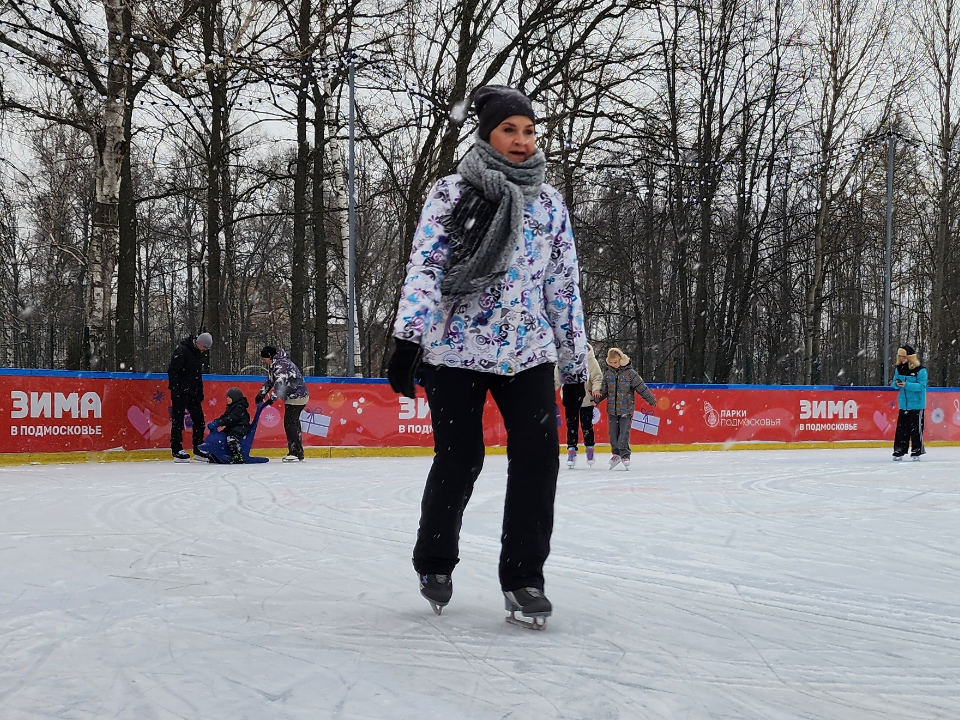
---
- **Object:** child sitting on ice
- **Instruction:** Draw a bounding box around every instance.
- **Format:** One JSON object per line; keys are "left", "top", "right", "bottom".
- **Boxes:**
{"left": 211, "top": 387, "right": 251, "bottom": 464}
{"left": 595, "top": 347, "right": 656, "bottom": 470}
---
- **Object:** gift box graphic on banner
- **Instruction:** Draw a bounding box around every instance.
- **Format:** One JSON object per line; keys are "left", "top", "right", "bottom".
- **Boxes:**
{"left": 632, "top": 410, "right": 660, "bottom": 436}
{"left": 300, "top": 407, "right": 332, "bottom": 437}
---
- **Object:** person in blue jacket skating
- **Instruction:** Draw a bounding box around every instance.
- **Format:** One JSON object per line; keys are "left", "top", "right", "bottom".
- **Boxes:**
{"left": 891, "top": 345, "right": 927, "bottom": 460}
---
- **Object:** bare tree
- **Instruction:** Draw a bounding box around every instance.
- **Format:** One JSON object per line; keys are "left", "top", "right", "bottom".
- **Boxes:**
{"left": 911, "top": 0, "right": 960, "bottom": 385}
{"left": 800, "top": 0, "right": 901, "bottom": 383}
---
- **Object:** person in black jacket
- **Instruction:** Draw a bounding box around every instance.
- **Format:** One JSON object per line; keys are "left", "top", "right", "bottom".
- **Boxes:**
{"left": 211, "top": 387, "right": 251, "bottom": 464}
{"left": 167, "top": 332, "right": 213, "bottom": 461}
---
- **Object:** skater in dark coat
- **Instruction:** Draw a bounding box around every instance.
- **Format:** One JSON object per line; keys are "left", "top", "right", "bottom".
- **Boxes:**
{"left": 211, "top": 387, "right": 251, "bottom": 464}
{"left": 387, "top": 85, "right": 587, "bottom": 626}
{"left": 167, "top": 332, "right": 213, "bottom": 461}
{"left": 557, "top": 343, "right": 603, "bottom": 468}
{"left": 891, "top": 345, "right": 927, "bottom": 460}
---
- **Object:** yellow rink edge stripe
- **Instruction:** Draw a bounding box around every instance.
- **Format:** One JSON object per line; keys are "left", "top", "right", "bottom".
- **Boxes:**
{"left": 1, "top": 440, "right": 957, "bottom": 467}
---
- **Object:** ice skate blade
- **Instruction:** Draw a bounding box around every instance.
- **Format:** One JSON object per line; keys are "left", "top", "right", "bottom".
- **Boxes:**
{"left": 892, "top": 456, "right": 904, "bottom": 462}
{"left": 173, "top": 458, "right": 191, "bottom": 463}
{"left": 425, "top": 599, "right": 447, "bottom": 616}
{"left": 506, "top": 611, "right": 547, "bottom": 630}
{"left": 421, "top": 592, "right": 448, "bottom": 616}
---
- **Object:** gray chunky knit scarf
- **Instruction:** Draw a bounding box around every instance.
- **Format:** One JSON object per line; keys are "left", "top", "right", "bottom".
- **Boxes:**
{"left": 439, "top": 140, "right": 546, "bottom": 298}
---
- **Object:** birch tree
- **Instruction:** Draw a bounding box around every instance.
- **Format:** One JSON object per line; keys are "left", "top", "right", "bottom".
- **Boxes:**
{"left": 800, "top": 0, "right": 900, "bottom": 383}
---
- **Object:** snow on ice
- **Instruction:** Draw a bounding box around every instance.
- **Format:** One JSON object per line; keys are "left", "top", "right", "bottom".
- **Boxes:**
{"left": 1, "top": 448, "right": 958, "bottom": 719}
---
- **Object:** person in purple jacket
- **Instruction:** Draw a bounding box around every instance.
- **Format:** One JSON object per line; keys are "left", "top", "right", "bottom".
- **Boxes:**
{"left": 386, "top": 85, "right": 587, "bottom": 628}
{"left": 256, "top": 346, "right": 309, "bottom": 463}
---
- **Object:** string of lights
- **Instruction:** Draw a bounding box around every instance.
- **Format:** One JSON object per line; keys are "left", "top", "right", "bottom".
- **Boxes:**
{"left": 2, "top": 23, "right": 439, "bottom": 116}
{"left": 4, "top": 8, "right": 960, "bottom": 185}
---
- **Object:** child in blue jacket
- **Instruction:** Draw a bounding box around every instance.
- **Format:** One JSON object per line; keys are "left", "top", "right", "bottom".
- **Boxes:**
{"left": 891, "top": 345, "right": 927, "bottom": 460}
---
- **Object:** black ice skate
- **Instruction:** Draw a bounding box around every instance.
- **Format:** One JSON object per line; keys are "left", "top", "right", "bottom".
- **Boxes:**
{"left": 911, "top": 449, "right": 926, "bottom": 461}
{"left": 173, "top": 450, "right": 191, "bottom": 463}
{"left": 193, "top": 448, "right": 212, "bottom": 463}
{"left": 419, "top": 573, "right": 452, "bottom": 615}
{"left": 503, "top": 587, "right": 552, "bottom": 630}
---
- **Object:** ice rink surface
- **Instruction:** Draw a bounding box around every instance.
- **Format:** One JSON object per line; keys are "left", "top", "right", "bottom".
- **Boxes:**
{"left": 1, "top": 447, "right": 958, "bottom": 720}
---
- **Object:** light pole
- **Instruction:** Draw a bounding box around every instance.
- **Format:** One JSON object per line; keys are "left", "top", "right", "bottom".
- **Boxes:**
{"left": 346, "top": 52, "right": 360, "bottom": 376}
{"left": 883, "top": 130, "right": 895, "bottom": 385}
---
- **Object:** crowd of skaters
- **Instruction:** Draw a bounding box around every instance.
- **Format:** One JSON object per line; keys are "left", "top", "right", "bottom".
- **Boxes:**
{"left": 166, "top": 338, "right": 308, "bottom": 464}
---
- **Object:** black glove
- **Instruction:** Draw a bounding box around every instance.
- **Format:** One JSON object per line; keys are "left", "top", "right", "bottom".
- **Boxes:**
{"left": 265, "top": 396, "right": 276, "bottom": 406}
{"left": 561, "top": 382, "right": 586, "bottom": 409}
{"left": 255, "top": 391, "right": 266, "bottom": 404}
{"left": 388, "top": 338, "right": 423, "bottom": 399}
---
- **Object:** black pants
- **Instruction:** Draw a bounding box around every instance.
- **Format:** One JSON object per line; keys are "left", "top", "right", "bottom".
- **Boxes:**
{"left": 893, "top": 409, "right": 925, "bottom": 456}
{"left": 170, "top": 395, "right": 205, "bottom": 453}
{"left": 284, "top": 402, "right": 304, "bottom": 459}
{"left": 413, "top": 363, "right": 559, "bottom": 592}
{"left": 565, "top": 404, "right": 595, "bottom": 448}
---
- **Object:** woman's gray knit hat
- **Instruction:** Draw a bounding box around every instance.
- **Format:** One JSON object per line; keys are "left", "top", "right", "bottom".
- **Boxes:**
{"left": 196, "top": 332, "right": 213, "bottom": 349}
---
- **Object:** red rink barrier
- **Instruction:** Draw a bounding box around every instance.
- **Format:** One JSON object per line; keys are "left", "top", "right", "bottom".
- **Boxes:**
{"left": 1, "top": 369, "right": 959, "bottom": 454}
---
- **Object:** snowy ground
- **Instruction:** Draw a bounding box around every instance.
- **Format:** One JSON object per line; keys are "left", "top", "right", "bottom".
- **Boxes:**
{"left": 1, "top": 448, "right": 959, "bottom": 720}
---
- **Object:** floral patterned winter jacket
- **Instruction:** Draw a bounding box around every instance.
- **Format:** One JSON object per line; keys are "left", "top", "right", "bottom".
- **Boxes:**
{"left": 393, "top": 175, "right": 587, "bottom": 383}
{"left": 259, "top": 348, "right": 308, "bottom": 402}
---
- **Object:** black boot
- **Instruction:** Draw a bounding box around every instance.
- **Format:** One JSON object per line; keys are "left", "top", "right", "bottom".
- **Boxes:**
{"left": 418, "top": 573, "right": 452, "bottom": 615}
{"left": 504, "top": 587, "right": 552, "bottom": 629}
{"left": 227, "top": 437, "right": 243, "bottom": 464}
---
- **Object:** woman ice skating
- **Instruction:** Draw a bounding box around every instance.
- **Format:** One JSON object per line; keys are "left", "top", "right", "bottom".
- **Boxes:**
{"left": 558, "top": 343, "right": 603, "bottom": 468}
{"left": 891, "top": 345, "right": 927, "bottom": 460}
{"left": 388, "top": 84, "right": 587, "bottom": 628}
{"left": 256, "top": 346, "right": 309, "bottom": 462}
{"left": 596, "top": 347, "right": 656, "bottom": 470}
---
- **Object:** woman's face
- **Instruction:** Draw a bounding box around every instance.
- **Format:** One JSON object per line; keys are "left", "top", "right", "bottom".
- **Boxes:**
{"left": 488, "top": 115, "right": 537, "bottom": 162}
{"left": 897, "top": 349, "right": 907, "bottom": 363}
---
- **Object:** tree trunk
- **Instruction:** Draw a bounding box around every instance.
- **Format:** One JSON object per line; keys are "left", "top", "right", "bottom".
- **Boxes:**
{"left": 326, "top": 89, "right": 351, "bottom": 373}
{"left": 116, "top": 100, "right": 137, "bottom": 371}
{"left": 290, "top": 0, "right": 312, "bottom": 369}
{"left": 312, "top": 86, "right": 329, "bottom": 376}
{"left": 202, "top": 0, "right": 225, "bottom": 371}
{"left": 804, "top": 170, "right": 833, "bottom": 384}
{"left": 928, "top": 0, "right": 958, "bottom": 386}
{"left": 220, "top": 115, "right": 237, "bottom": 369}
{"left": 930, "top": 145, "right": 951, "bottom": 386}
{"left": 692, "top": 186, "right": 712, "bottom": 381}
{"left": 435, "top": 0, "right": 479, "bottom": 174}
{"left": 87, "top": 0, "right": 129, "bottom": 370}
